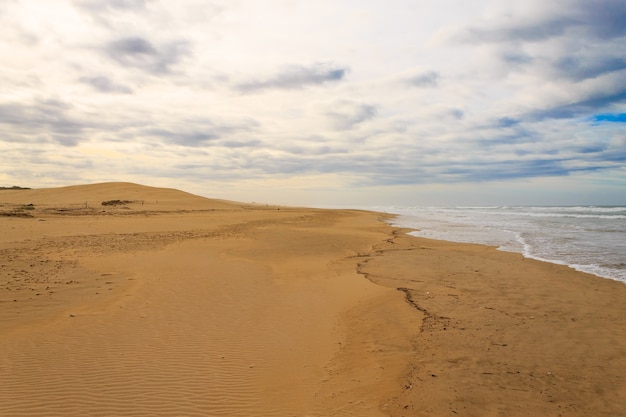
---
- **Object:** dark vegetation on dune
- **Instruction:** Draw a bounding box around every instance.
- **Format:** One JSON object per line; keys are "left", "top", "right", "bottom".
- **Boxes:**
{"left": 0, "top": 186, "right": 31, "bottom": 190}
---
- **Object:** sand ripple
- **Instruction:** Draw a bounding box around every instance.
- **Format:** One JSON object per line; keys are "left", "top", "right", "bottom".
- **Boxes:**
{"left": 1, "top": 233, "right": 385, "bottom": 417}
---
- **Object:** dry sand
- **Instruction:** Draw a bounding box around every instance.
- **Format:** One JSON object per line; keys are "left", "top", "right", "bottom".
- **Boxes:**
{"left": 1, "top": 183, "right": 625, "bottom": 416}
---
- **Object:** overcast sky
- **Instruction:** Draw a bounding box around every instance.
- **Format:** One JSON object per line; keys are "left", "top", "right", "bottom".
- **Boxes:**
{"left": 1, "top": 0, "right": 625, "bottom": 206}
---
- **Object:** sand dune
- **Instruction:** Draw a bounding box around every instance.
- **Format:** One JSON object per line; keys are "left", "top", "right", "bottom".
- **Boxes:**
{"left": 0, "top": 182, "right": 238, "bottom": 212}
{"left": 1, "top": 183, "right": 625, "bottom": 416}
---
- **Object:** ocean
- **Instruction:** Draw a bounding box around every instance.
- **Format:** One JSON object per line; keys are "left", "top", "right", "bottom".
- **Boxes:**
{"left": 375, "top": 206, "right": 626, "bottom": 284}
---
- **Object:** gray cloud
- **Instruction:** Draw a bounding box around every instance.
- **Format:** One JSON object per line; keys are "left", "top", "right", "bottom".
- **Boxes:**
{"left": 407, "top": 71, "right": 440, "bottom": 88}
{"left": 236, "top": 63, "right": 347, "bottom": 92}
{"left": 353, "top": 149, "right": 618, "bottom": 186}
{"left": 73, "top": 0, "right": 150, "bottom": 30}
{"left": 554, "top": 56, "right": 626, "bottom": 81}
{"left": 473, "top": 9, "right": 626, "bottom": 86}
{"left": 109, "top": 36, "right": 156, "bottom": 55}
{"left": 0, "top": 99, "right": 86, "bottom": 146}
{"left": 79, "top": 75, "right": 133, "bottom": 93}
{"left": 440, "top": 158, "right": 576, "bottom": 182}
{"left": 497, "top": 117, "right": 521, "bottom": 128}
{"left": 105, "top": 36, "right": 190, "bottom": 74}
{"left": 447, "top": 109, "right": 464, "bottom": 120}
{"left": 499, "top": 50, "right": 534, "bottom": 66}
{"left": 527, "top": 87, "right": 626, "bottom": 121}
{"left": 73, "top": 0, "right": 155, "bottom": 33}
{"left": 577, "top": 0, "right": 626, "bottom": 40}
{"left": 326, "top": 103, "right": 377, "bottom": 130}
{"left": 219, "top": 139, "right": 262, "bottom": 149}
{"left": 145, "top": 118, "right": 260, "bottom": 147}
{"left": 75, "top": 0, "right": 151, "bottom": 12}
{"left": 449, "top": 0, "right": 626, "bottom": 128}
{"left": 2, "top": 147, "right": 95, "bottom": 176}
{"left": 0, "top": 98, "right": 144, "bottom": 147}
{"left": 449, "top": 113, "right": 626, "bottom": 184}
{"left": 463, "top": 16, "right": 576, "bottom": 43}
{"left": 283, "top": 144, "right": 348, "bottom": 156}
{"left": 457, "top": 1, "right": 626, "bottom": 44}
{"left": 147, "top": 129, "right": 218, "bottom": 147}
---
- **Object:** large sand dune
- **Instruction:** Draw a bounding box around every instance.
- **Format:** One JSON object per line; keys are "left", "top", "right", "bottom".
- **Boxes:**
{"left": 0, "top": 182, "right": 238, "bottom": 211}
{"left": 1, "top": 183, "right": 625, "bottom": 416}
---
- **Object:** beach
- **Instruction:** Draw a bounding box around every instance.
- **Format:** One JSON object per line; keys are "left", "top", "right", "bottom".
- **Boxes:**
{"left": 1, "top": 183, "right": 625, "bottom": 416}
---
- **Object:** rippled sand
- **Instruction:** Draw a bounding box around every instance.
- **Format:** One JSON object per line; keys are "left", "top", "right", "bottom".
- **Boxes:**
{"left": 1, "top": 183, "right": 625, "bottom": 416}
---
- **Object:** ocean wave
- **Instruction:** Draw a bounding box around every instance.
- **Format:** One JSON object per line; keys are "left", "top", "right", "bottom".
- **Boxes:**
{"left": 387, "top": 206, "right": 626, "bottom": 284}
{"left": 419, "top": 207, "right": 626, "bottom": 220}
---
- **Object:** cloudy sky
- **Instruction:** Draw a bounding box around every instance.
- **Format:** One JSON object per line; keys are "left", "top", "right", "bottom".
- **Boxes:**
{"left": 1, "top": 0, "right": 625, "bottom": 205}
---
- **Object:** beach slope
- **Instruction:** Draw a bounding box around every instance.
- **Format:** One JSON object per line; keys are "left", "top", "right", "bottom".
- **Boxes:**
{"left": 1, "top": 183, "right": 624, "bottom": 416}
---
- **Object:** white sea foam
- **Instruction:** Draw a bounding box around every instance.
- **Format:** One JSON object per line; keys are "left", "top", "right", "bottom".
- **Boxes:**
{"left": 376, "top": 206, "right": 626, "bottom": 284}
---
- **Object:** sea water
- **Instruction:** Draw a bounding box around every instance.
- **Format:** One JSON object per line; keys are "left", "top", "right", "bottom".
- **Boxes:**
{"left": 375, "top": 206, "right": 626, "bottom": 284}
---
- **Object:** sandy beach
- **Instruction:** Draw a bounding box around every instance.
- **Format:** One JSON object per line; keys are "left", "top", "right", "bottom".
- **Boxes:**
{"left": 1, "top": 183, "right": 625, "bottom": 417}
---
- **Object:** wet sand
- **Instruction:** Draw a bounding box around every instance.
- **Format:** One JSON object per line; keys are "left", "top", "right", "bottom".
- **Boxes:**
{"left": 1, "top": 183, "right": 625, "bottom": 416}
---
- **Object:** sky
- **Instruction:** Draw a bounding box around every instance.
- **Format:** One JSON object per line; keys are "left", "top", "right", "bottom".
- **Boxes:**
{"left": 1, "top": 0, "right": 625, "bottom": 206}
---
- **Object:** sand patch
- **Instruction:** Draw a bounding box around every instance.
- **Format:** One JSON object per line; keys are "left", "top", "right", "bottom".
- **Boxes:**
{"left": 2, "top": 183, "right": 625, "bottom": 417}
{"left": 0, "top": 183, "right": 416, "bottom": 416}
{"left": 361, "top": 231, "right": 626, "bottom": 416}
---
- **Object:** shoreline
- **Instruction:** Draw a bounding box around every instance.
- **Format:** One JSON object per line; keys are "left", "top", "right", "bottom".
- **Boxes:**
{"left": 359, "top": 227, "right": 626, "bottom": 416}
{"left": 404, "top": 228, "right": 626, "bottom": 285}
{"left": 1, "top": 183, "right": 625, "bottom": 416}
{"left": 384, "top": 205, "right": 626, "bottom": 284}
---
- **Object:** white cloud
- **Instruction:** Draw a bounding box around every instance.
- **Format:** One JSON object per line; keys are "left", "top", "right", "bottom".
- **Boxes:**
{"left": 0, "top": 0, "right": 624, "bottom": 205}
